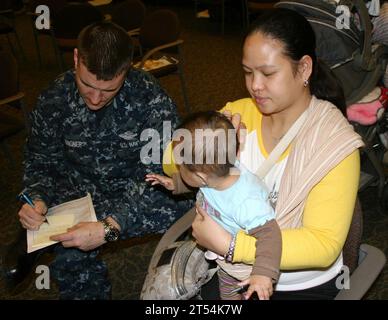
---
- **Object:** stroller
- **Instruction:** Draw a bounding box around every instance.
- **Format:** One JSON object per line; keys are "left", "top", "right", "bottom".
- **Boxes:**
{"left": 275, "top": 0, "right": 388, "bottom": 206}
{"left": 275, "top": 0, "right": 387, "bottom": 105}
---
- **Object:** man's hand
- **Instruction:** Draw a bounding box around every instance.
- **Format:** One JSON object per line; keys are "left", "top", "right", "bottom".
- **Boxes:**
{"left": 50, "top": 221, "right": 106, "bottom": 251}
{"left": 18, "top": 200, "right": 48, "bottom": 230}
{"left": 238, "top": 275, "right": 273, "bottom": 300}
{"left": 145, "top": 173, "right": 175, "bottom": 191}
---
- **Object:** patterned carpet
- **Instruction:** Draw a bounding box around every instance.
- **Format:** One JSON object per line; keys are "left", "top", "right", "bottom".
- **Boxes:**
{"left": 0, "top": 1, "right": 387, "bottom": 300}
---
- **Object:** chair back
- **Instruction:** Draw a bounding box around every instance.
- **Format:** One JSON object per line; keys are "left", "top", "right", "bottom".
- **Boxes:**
{"left": 53, "top": 3, "right": 103, "bottom": 39}
{"left": 28, "top": 0, "right": 67, "bottom": 21}
{"left": 0, "top": 49, "right": 18, "bottom": 100}
{"left": 0, "top": 0, "right": 23, "bottom": 11}
{"left": 0, "top": 48, "right": 24, "bottom": 148}
{"left": 343, "top": 198, "right": 363, "bottom": 274}
{"left": 111, "top": 0, "right": 146, "bottom": 32}
{"left": 245, "top": 0, "right": 276, "bottom": 8}
{"left": 139, "top": 9, "right": 180, "bottom": 50}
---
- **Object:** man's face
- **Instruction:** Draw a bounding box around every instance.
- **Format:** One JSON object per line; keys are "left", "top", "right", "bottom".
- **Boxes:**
{"left": 74, "top": 49, "right": 126, "bottom": 111}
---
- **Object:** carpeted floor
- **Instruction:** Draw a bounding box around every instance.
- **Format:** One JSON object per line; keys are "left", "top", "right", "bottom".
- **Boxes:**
{"left": 0, "top": 1, "right": 387, "bottom": 300}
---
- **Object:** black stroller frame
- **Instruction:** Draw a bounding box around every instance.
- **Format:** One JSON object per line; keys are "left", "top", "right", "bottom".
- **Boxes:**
{"left": 275, "top": 0, "right": 388, "bottom": 207}
{"left": 354, "top": 106, "right": 388, "bottom": 202}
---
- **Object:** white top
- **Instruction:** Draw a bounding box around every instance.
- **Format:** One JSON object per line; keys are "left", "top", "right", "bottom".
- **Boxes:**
{"left": 238, "top": 130, "right": 343, "bottom": 291}
{"left": 240, "top": 131, "right": 288, "bottom": 208}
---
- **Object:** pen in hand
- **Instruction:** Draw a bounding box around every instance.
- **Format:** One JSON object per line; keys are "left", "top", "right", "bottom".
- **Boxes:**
{"left": 17, "top": 192, "right": 49, "bottom": 225}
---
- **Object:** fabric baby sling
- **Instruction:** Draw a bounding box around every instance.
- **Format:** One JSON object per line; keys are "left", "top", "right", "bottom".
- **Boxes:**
{"left": 140, "top": 109, "right": 308, "bottom": 300}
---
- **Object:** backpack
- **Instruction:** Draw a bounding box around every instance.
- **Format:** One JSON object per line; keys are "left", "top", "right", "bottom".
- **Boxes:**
{"left": 140, "top": 208, "right": 218, "bottom": 300}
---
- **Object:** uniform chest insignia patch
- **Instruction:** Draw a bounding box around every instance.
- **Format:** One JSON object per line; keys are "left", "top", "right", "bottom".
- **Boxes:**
{"left": 118, "top": 131, "right": 138, "bottom": 140}
{"left": 65, "top": 140, "right": 87, "bottom": 148}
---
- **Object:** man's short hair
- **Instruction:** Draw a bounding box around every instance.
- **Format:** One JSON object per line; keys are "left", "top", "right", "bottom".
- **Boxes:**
{"left": 77, "top": 21, "right": 133, "bottom": 80}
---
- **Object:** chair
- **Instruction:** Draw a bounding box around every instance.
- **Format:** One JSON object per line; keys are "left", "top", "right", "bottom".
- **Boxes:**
{"left": 51, "top": 3, "right": 103, "bottom": 71}
{"left": 0, "top": 109, "right": 25, "bottom": 168}
{"left": 335, "top": 244, "right": 386, "bottom": 299}
{"left": 110, "top": 0, "right": 146, "bottom": 33}
{"left": 147, "top": 198, "right": 386, "bottom": 300}
{"left": 26, "top": 0, "right": 67, "bottom": 68}
{"left": 0, "top": 0, "right": 26, "bottom": 60}
{"left": 194, "top": 0, "right": 226, "bottom": 34}
{"left": 335, "top": 199, "right": 386, "bottom": 299}
{"left": 242, "top": 0, "right": 277, "bottom": 28}
{"left": 133, "top": 9, "right": 191, "bottom": 114}
{"left": 0, "top": 49, "right": 27, "bottom": 168}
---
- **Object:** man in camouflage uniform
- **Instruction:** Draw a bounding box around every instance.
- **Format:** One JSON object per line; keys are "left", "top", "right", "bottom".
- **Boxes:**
{"left": 7, "top": 22, "right": 192, "bottom": 299}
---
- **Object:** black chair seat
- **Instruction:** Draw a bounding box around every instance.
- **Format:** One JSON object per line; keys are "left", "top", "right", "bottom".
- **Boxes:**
{"left": 0, "top": 110, "right": 24, "bottom": 139}
{"left": 0, "top": 22, "right": 13, "bottom": 34}
{"left": 133, "top": 56, "right": 179, "bottom": 78}
{"left": 0, "top": 48, "right": 26, "bottom": 168}
{"left": 35, "top": 28, "right": 52, "bottom": 36}
{"left": 148, "top": 63, "right": 178, "bottom": 78}
{"left": 111, "top": 0, "right": 146, "bottom": 32}
{"left": 134, "top": 9, "right": 190, "bottom": 113}
{"left": 53, "top": 3, "right": 103, "bottom": 39}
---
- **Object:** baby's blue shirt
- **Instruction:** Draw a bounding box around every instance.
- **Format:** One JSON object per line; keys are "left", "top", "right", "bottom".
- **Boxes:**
{"left": 199, "top": 168, "right": 275, "bottom": 235}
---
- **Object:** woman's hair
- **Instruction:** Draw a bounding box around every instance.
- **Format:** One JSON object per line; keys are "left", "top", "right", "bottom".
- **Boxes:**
{"left": 245, "top": 8, "right": 346, "bottom": 114}
{"left": 77, "top": 21, "right": 133, "bottom": 81}
{"left": 173, "top": 111, "right": 239, "bottom": 177}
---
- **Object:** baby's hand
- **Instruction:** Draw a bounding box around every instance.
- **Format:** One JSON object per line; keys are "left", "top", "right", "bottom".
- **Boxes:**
{"left": 145, "top": 173, "right": 175, "bottom": 191}
{"left": 238, "top": 275, "right": 273, "bottom": 300}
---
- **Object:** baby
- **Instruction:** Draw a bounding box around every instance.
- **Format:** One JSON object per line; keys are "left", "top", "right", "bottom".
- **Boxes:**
{"left": 146, "top": 111, "right": 281, "bottom": 300}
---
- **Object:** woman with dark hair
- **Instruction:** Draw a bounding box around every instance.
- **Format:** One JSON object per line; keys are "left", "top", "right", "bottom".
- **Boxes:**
{"left": 186, "top": 8, "right": 364, "bottom": 299}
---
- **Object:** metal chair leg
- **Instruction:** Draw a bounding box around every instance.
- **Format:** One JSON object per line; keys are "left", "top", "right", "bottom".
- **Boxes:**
{"left": 242, "top": 0, "right": 248, "bottom": 29}
{"left": 13, "top": 30, "right": 26, "bottom": 62}
{"left": 0, "top": 141, "right": 15, "bottom": 169}
{"left": 50, "top": 30, "right": 66, "bottom": 71}
{"left": 194, "top": 0, "right": 198, "bottom": 17}
{"left": 19, "top": 99, "right": 30, "bottom": 132}
{"left": 365, "top": 147, "right": 386, "bottom": 198}
{"left": 221, "top": 0, "right": 225, "bottom": 35}
{"left": 245, "top": 0, "right": 251, "bottom": 28}
{"left": 6, "top": 33, "right": 17, "bottom": 57}
{"left": 177, "top": 47, "right": 190, "bottom": 114}
{"left": 32, "top": 23, "right": 43, "bottom": 68}
{"left": 177, "top": 65, "right": 190, "bottom": 115}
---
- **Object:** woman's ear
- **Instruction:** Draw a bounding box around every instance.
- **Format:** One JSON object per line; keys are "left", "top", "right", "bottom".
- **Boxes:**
{"left": 299, "top": 55, "right": 313, "bottom": 82}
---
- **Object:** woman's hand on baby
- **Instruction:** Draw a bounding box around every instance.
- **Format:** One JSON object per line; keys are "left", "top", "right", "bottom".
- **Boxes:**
{"left": 238, "top": 275, "right": 273, "bottom": 300}
{"left": 145, "top": 173, "right": 175, "bottom": 191}
{"left": 222, "top": 111, "right": 247, "bottom": 158}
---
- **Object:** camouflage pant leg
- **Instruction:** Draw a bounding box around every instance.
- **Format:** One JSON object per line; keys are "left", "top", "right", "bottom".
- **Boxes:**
{"left": 50, "top": 245, "right": 111, "bottom": 300}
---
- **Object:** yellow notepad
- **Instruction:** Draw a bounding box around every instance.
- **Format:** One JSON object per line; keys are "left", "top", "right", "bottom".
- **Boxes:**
{"left": 27, "top": 193, "right": 97, "bottom": 253}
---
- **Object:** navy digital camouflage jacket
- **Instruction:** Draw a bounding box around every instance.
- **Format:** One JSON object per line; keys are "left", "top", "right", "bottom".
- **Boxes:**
{"left": 23, "top": 69, "right": 191, "bottom": 238}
